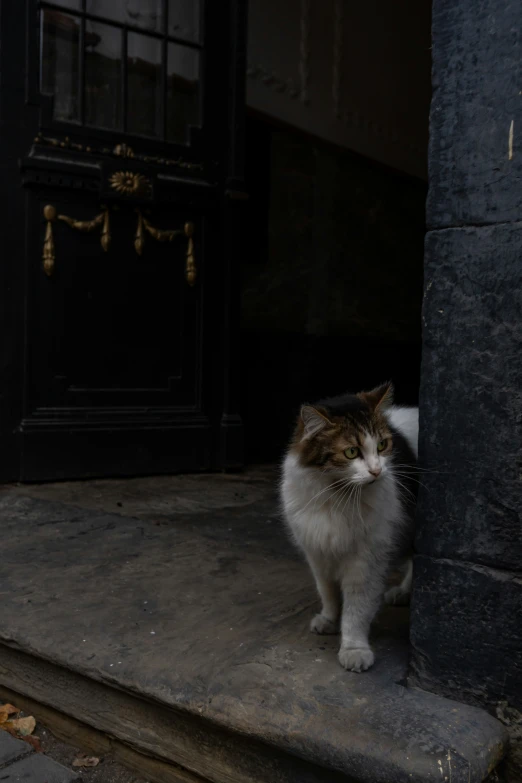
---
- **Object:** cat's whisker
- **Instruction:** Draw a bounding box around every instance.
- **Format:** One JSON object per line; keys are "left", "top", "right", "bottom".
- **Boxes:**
{"left": 302, "top": 478, "right": 347, "bottom": 512}
{"left": 391, "top": 470, "right": 425, "bottom": 486}
{"left": 393, "top": 479, "right": 417, "bottom": 503}
{"left": 391, "top": 472, "right": 417, "bottom": 493}
{"left": 352, "top": 484, "right": 359, "bottom": 521}
{"left": 316, "top": 478, "right": 354, "bottom": 514}
{"left": 391, "top": 464, "right": 443, "bottom": 475}
{"left": 395, "top": 489, "right": 415, "bottom": 508}
{"left": 356, "top": 485, "right": 364, "bottom": 525}
{"left": 391, "top": 471, "right": 429, "bottom": 491}
{"left": 338, "top": 485, "right": 353, "bottom": 517}
{"left": 330, "top": 483, "right": 347, "bottom": 513}
{"left": 394, "top": 490, "right": 417, "bottom": 512}
{"left": 331, "top": 480, "right": 355, "bottom": 514}
{"left": 331, "top": 485, "right": 349, "bottom": 515}
{"left": 339, "top": 481, "right": 359, "bottom": 516}
{"left": 328, "top": 482, "right": 346, "bottom": 513}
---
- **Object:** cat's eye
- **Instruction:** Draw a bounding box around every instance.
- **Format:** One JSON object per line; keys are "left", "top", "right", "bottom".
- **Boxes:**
{"left": 344, "top": 446, "right": 359, "bottom": 460}
{"left": 377, "top": 439, "right": 388, "bottom": 452}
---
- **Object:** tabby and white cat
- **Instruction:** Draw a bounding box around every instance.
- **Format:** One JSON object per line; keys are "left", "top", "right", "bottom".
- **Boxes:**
{"left": 281, "top": 383, "right": 418, "bottom": 672}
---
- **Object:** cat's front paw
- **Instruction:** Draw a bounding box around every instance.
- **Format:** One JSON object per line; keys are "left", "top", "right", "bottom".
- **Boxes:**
{"left": 310, "top": 613, "right": 339, "bottom": 635}
{"left": 338, "top": 646, "right": 375, "bottom": 672}
{"left": 384, "top": 586, "right": 410, "bottom": 606}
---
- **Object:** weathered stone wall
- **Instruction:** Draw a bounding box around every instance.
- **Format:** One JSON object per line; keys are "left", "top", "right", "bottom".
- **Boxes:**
{"left": 410, "top": 0, "right": 522, "bottom": 778}
{"left": 241, "top": 122, "right": 426, "bottom": 461}
{"left": 246, "top": 0, "right": 431, "bottom": 178}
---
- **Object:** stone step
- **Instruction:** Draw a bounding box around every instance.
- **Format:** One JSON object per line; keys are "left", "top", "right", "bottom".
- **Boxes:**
{"left": 0, "top": 720, "right": 77, "bottom": 783}
{"left": 0, "top": 754, "right": 77, "bottom": 783}
{"left": 0, "top": 487, "right": 508, "bottom": 783}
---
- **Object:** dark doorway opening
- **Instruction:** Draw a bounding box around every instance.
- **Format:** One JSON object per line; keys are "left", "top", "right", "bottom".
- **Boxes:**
{"left": 239, "top": 0, "right": 432, "bottom": 466}
{"left": 240, "top": 115, "right": 427, "bottom": 465}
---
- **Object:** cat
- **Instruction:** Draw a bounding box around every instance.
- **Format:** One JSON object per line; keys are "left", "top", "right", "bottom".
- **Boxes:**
{"left": 280, "top": 382, "right": 419, "bottom": 672}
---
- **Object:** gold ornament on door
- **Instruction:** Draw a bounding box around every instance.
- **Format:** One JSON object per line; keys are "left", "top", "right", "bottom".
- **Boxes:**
{"left": 109, "top": 171, "right": 151, "bottom": 197}
{"left": 42, "top": 205, "right": 111, "bottom": 276}
{"left": 134, "top": 210, "right": 197, "bottom": 287}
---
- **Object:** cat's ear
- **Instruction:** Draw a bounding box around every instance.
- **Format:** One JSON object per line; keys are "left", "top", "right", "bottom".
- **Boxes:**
{"left": 300, "top": 406, "right": 333, "bottom": 439}
{"left": 360, "top": 382, "right": 394, "bottom": 411}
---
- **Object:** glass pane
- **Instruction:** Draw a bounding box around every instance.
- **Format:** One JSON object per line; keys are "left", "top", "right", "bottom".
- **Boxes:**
{"left": 40, "top": 10, "right": 80, "bottom": 122}
{"left": 167, "top": 43, "right": 200, "bottom": 144}
{"left": 86, "top": 1, "right": 164, "bottom": 33}
{"left": 85, "top": 21, "right": 122, "bottom": 130}
{"left": 127, "top": 34, "right": 162, "bottom": 137}
{"left": 168, "top": 0, "right": 200, "bottom": 43}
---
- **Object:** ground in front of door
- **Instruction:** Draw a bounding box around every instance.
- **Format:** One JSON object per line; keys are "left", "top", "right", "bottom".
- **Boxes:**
{"left": 0, "top": 714, "right": 147, "bottom": 783}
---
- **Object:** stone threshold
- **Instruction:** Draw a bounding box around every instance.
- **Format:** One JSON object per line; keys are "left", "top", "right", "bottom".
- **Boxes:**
{"left": 0, "top": 475, "right": 508, "bottom": 783}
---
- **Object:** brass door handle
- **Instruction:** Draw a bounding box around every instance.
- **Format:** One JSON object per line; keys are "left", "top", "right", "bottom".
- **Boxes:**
{"left": 42, "top": 204, "right": 110, "bottom": 276}
{"left": 135, "top": 209, "right": 196, "bottom": 287}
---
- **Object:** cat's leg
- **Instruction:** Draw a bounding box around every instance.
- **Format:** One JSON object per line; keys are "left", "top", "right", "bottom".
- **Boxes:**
{"left": 384, "top": 558, "right": 413, "bottom": 606}
{"left": 307, "top": 554, "right": 341, "bottom": 635}
{"left": 338, "top": 555, "right": 386, "bottom": 672}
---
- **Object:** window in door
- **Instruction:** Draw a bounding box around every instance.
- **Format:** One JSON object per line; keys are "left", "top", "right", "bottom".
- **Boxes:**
{"left": 39, "top": 0, "right": 201, "bottom": 144}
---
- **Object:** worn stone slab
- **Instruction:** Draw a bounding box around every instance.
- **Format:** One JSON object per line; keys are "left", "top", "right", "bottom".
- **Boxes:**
{"left": 0, "top": 685, "right": 210, "bottom": 783}
{"left": 0, "top": 754, "right": 77, "bottom": 782}
{"left": 410, "top": 555, "right": 522, "bottom": 712}
{"left": 5, "top": 467, "right": 276, "bottom": 522}
{"left": 418, "top": 224, "right": 522, "bottom": 571}
{"left": 0, "top": 650, "right": 359, "bottom": 783}
{"left": 0, "top": 489, "right": 508, "bottom": 783}
{"left": 427, "top": 0, "right": 522, "bottom": 228}
{"left": 0, "top": 729, "right": 32, "bottom": 767}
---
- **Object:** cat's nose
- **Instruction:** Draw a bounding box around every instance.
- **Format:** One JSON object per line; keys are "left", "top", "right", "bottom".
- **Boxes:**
{"left": 369, "top": 467, "right": 381, "bottom": 478}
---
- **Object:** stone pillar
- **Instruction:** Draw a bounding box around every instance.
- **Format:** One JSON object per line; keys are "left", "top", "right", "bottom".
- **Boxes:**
{"left": 410, "top": 0, "right": 522, "bottom": 778}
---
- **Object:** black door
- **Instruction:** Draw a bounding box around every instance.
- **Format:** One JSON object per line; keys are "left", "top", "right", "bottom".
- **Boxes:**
{"left": 0, "top": 0, "right": 247, "bottom": 481}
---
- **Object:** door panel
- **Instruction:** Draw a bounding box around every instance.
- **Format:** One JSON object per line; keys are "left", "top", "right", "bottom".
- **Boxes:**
{"left": 27, "top": 195, "right": 202, "bottom": 406}
{"left": 0, "top": 0, "right": 247, "bottom": 481}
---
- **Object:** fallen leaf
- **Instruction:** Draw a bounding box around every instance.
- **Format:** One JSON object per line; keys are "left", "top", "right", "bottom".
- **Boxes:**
{"left": 7, "top": 716, "right": 36, "bottom": 736}
{"left": 0, "top": 704, "right": 18, "bottom": 722}
{"left": 72, "top": 754, "right": 100, "bottom": 768}
{"left": 1, "top": 704, "right": 19, "bottom": 714}
{"left": 23, "top": 735, "right": 42, "bottom": 752}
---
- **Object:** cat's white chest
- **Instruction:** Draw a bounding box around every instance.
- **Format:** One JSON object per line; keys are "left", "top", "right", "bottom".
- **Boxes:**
{"left": 292, "top": 498, "right": 356, "bottom": 556}
{"left": 281, "top": 454, "right": 398, "bottom": 559}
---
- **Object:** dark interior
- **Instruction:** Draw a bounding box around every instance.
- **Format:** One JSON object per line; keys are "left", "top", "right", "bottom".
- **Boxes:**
{"left": 240, "top": 114, "right": 427, "bottom": 464}
{"left": 0, "top": 0, "right": 431, "bottom": 483}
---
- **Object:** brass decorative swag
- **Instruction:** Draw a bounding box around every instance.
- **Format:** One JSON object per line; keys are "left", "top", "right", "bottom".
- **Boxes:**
{"left": 134, "top": 210, "right": 196, "bottom": 287}
{"left": 42, "top": 205, "right": 196, "bottom": 286}
{"left": 42, "top": 204, "right": 110, "bottom": 277}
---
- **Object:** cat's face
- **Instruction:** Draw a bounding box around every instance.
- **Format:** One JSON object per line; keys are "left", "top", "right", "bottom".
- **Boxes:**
{"left": 293, "top": 385, "right": 394, "bottom": 486}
